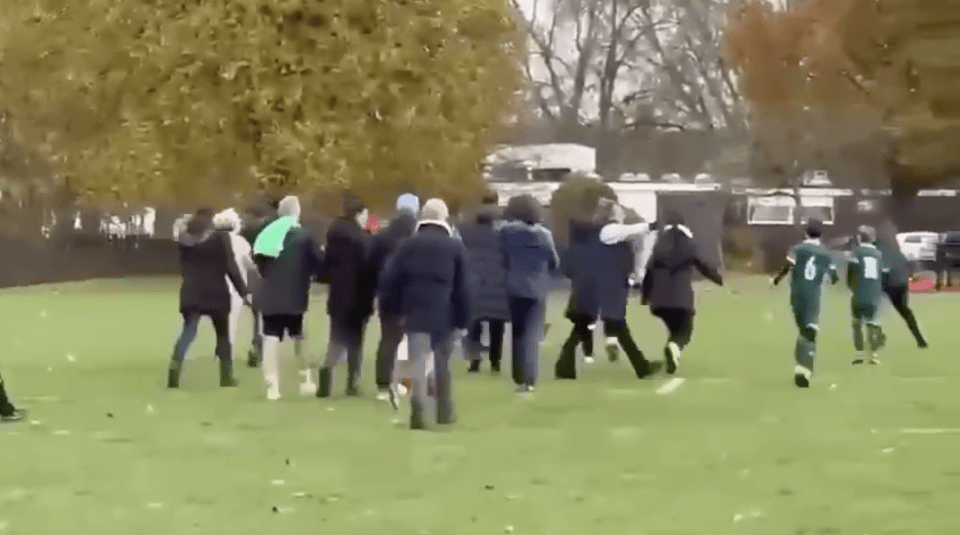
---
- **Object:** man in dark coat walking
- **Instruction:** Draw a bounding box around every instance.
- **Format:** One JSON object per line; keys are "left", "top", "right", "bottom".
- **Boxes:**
{"left": 458, "top": 191, "right": 509, "bottom": 374}
{"left": 593, "top": 200, "right": 660, "bottom": 378}
{"left": 168, "top": 207, "right": 249, "bottom": 388}
{"left": 379, "top": 198, "right": 470, "bottom": 429}
{"left": 0, "top": 371, "right": 25, "bottom": 422}
{"left": 369, "top": 193, "right": 420, "bottom": 406}
{"left": 252, "top": 196, "right": 326, "bottom": 400}
{"left": 641, "top": 211, "right": 723, "bottom": 374}
{"left": 317, "top": 193, "right": 376, "bottom": 398}
{"left": 555, "top": 217, "right": 603, "bottom": 379}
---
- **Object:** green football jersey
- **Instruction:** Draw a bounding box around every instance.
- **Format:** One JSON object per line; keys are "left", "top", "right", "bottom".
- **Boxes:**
{"left": 847, "top": 243, "right": 887, "bottom": 305}
{"left": 787, "top": 240, "right": 837, "bottom": 300}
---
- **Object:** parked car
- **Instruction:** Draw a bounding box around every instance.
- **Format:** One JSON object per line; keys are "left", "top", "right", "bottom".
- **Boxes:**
{"left": 897, "top": 231, "right": 940, "bottom": 270}
{"left": 936, "top": 231, "right": 960, "bottom": 288}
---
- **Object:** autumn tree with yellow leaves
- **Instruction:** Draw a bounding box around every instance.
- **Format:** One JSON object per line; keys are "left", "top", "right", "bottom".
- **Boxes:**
{"left": 725, "top": 0, "right": 960, "bottom": 194}
{"left": 0, "top": 0, "right": 522, "bottom": 209}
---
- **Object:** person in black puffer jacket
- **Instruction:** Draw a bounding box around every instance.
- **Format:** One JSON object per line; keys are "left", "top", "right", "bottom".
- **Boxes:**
{"left": 168, "top": 207, "right": 249, "bottom": 389}
{"left": 555, "top": 217, "right": 602, "bottom": 379}
{"left": 641, "top": 210, "right": 723, "bottom": 375}
{"left": 368, "top": 193, "right": 420, "bottom": 405}
{"left": 459, "top": 191, "right": 509, "bottom": 374}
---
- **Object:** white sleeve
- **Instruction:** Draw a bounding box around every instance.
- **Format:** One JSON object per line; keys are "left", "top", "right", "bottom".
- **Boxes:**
{"left": 599, "top": 222, "right": 652, "bottom": 245}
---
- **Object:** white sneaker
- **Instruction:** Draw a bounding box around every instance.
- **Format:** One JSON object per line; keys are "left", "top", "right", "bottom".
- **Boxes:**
{"left": 583, "top": 356, "right": 595, "bottom": 364}
{"left": 665, "top": 342, "right": 681, "bottom": 374}
{"left": 299, "top": 382, "right": 317, "bottom": 397}
{"left": 267, "top": 385, "right": 281, "bottom": 401}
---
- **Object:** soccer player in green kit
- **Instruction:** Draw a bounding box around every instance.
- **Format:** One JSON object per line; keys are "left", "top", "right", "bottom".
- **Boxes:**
{"left": 771, "top": 219, "right": 839, "bottom": 388}
{"left": 846, "top": 225, "right": 889, "bottom": 365}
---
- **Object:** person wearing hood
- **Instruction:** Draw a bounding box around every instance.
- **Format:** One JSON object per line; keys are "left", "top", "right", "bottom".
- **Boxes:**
{"left": 499, "top": 194, "right": 559, "bottom": 393}
{"left": 555, "top": 215, "right": 603, "bottom": 379}
{"left": 594, "top": 199, "right": 661, "bottom": 379}
{"left": 369, "top": 193, "right": 421, "bottom": 406}
{"left": 317, "top": 192, "right": 376, "bottom": 398}
{"left": 641, "top": 210, "right": 723, "bottom": 375}
{"left": 168, "top": 207, "right": 249, "bottom": 388}
{"left": 0, "top": 372, "right": 26, "bottom": 422}
{"left": 876, "top": 219, "right": 928, "bottom": 348}
{"left": 458, "top": 191, "right": 509, "bottom": 374}
{"left": 252, "top": 195, "right": 326, "bottom": 401}
{"left": 378, "top": 198, "right": 469, "bottom": 429}
{"left": 213, "top": 208, "right": 258, "bottom": 359}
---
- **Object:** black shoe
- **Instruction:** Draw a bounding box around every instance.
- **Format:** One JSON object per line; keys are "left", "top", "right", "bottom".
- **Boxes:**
{"left": 219, "top": 359, "right": 237, "bottom": 387}
{"left": 316, "top": 368, "right": 332, "bottom": 398}
{"left": 467, "top": 361, "right": 481, "bottom": 373}
{"left": 852, "top": 358, "right": 865, "bottom": 365}
{"left": 167, "top": 365, "right": 181, "bottom": 389}
{"left": 918, "top": 339, "right": 928, "bottom": 349}
{"left": 490, "top": 361, "right": 501, "bottom": 374}
{"left": 345, "top": 383, "right": 362, "bottom": 397}
{"left": 246, "top": 348, "right": 260, "bottom": 368}
{"left": 0, "top": 408, "right": 25, "bottom": 423}
{"left": 794, "top": 373, "right": 810, "bottom": 388}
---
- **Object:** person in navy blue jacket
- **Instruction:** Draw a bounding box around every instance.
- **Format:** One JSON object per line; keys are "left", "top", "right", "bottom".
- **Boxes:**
{"left": 499, "top": 194, "right": 560, "bottom": 393}
{"left": 594, "top": 200, "right": 661, "bottom": 379}
{"left": 555, "top": 217, "right": 602, "bottom": 379}
{"left": 378, "top": 198, "right": 470, "bottom": 429}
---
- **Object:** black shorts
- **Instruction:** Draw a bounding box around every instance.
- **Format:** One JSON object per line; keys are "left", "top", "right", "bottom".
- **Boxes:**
{"left": 262, "top": 314, "right": 304, "bottom": 340}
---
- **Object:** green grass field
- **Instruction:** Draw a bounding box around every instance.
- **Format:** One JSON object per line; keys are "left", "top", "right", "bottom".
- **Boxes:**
{"left": 1, "top": 276, "right": 958, "bottom": 534}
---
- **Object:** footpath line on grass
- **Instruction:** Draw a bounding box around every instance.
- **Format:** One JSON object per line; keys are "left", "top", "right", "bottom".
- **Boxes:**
{"left": 901, "top": 428, "right": 960, "bottom": 435}
{"left": 655, "top": 377, "right": 685, "bottom": 395}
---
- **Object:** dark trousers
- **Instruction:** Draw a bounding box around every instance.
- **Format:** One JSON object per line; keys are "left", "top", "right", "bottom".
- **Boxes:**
{"left": 251, "top": 308, "right": 263, "bottom": 350}
{"left": 555, "top": 313, "right": 594, "bottom": 379}
{"left": 0, "top": 371, "right": 15, "bottom": 414}
{"left": 885, "top": 285, "right": 926, "bottom": 346}
{"left": 376, "top": 314, "right": 404, "bottom": 388}
{"left": 509, "top": 296, "right": 546, "bottom": 386}
{"left": 172, "top": 311, "right": 232, "bottom": 365}
{"left": 602, "top": 318, "right": 649, "bottom": 377}
{"left": 652, "top": 307, "right": 695, "bottom": 348}
{"left": 322, "top": 316, "right": 367, "bottom": 387}
{"left": 466, "top": 319, "right": 505, "bottom": 365}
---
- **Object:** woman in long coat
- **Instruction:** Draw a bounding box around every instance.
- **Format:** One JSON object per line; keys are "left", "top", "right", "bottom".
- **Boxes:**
{"left": 641, "top": 211, "right": 723, "bottom": 375}
{"left": 458, "top": 194, "right": 509, "bottom": 373}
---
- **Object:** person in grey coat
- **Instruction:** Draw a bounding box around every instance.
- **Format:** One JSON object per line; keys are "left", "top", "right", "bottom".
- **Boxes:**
{"left": 378, "top": 198, "right": 470, "bottom": 429}
{"left": 641, "top": 210, "right": 723, "bottom": 374}
{"left": 499, "top": 194, "right": 559, "bottom": 393}
{"left": 458, "top": 191, "right": 509, "bottom": 374}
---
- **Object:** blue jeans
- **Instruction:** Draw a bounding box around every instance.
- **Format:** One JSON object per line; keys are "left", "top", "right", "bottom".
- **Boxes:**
{"left": 172, "top": 311, "right": 231, "bottom": 364}
{"left": 508, "top": 297, "right": 546, "bottom": 386}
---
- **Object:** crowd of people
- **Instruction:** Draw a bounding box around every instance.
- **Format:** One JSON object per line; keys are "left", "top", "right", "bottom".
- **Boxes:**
{"left": 0, "top": 188, "right": 928, "bottom": 428}
{"left": 158, "top": 188, "right": 733, "bottom": 430}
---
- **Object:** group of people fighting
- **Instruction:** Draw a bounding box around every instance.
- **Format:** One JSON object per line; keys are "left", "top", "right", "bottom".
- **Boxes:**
{"left": 161, "top": 188, "right": 723, "bottom": 430}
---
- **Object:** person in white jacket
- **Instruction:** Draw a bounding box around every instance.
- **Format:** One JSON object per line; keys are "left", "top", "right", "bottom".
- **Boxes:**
{"left": 213, "top": 208, "right": 259, "bottom": 354}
